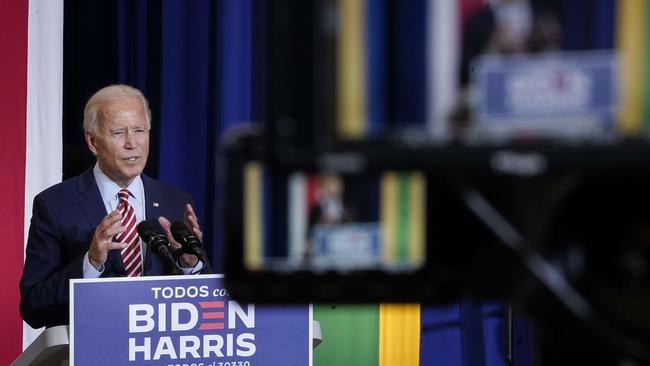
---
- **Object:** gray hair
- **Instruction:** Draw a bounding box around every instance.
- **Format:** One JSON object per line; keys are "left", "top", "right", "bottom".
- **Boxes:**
{"left": 83, "top": 84, "right": 151, "bottom": 135}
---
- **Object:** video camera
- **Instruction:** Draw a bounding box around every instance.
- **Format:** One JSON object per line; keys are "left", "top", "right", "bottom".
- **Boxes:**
{"left": 223, "top": 1, "right": 650, "bottom": 364}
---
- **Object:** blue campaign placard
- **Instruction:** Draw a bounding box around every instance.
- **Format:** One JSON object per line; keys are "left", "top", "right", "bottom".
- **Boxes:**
{"left": 473, "top": 51, "right": 617, "bottom": 124}
{"left": 312, "top": 223, "right": 382, "bottom": 270}
{"left": 70, "top": 275, "right": 312, "bottom": 366}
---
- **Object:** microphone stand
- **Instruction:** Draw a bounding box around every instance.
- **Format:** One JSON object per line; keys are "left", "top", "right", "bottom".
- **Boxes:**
{"left": 155, "top": 244, "right": 182, "bottom": 275}
{"left": 174, "top": 247, "right": 213, "bottom": 274}
{"left": 166, "top": 258, "right": 183, "bottom": 276}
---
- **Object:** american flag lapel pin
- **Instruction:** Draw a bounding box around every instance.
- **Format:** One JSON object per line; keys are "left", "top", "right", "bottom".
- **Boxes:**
{"left": 153, "top": 202, "right": 159, "bottom": 207}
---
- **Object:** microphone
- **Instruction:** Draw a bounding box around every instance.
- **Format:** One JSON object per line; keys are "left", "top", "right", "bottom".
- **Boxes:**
{"left": 136, "top": 221, "right": 181, "bottom": 275}
{"left": 170, "top": 221, "right": 210, "bottom": 265}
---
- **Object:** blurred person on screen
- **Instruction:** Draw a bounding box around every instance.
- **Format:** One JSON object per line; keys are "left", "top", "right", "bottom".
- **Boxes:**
{"left": 452, "top": 0, "right": 562, "bottom": 135}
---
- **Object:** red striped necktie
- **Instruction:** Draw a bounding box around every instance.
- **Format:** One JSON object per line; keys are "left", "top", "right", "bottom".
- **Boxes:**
{"left": 116, "top": 189, "right": 142, "bottom": 277}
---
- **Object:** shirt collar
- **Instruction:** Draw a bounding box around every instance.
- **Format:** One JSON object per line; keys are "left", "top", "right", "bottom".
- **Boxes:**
{"left": 93, "top": 163, "right": 144, "bottom": 206}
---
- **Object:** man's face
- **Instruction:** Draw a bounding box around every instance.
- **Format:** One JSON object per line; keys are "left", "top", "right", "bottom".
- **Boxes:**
{"left": 86, "top": 96, "right": 150, "bottom": 187}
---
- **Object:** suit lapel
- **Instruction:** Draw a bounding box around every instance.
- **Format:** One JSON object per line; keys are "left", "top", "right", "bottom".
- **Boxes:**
{"left": 76, "top": 167, "right": 126, "bottom": 276}
{"left": 142, "top": 175, "right": 165, "bottom": 230}
{"left": 76, "top": 168, "right": 106, "bottom": 229}
{"left": 142, "top": 175, "right": 165, "bottom": 274}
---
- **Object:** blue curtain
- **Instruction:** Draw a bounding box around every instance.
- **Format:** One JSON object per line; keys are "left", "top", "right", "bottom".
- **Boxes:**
{"left": 561, "top": 0, "right": 615, "bottom": 50}
{"left": 420, "top": 301, "right": 534, "bottom": 366}
{"left": 388, "top": 0, "right": 426, "bottom": 128}
{"left": 365, "top": 0, "right": 387, "bottom": 136}
{"left": 157, "top": 0, "right": 213, "bottom": 263}
{"left": 115, "top": 0, "right": 261, "bottom": 271}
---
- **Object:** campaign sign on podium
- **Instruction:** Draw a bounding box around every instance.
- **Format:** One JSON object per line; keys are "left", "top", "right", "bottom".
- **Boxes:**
{"left": 70, "top": 274, "right": 312, "bottom": 366}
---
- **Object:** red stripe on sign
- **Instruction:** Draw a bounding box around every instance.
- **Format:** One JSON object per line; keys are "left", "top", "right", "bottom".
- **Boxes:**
{"left": 202, "top": 311, "right": 225, "bottom": 320}
{"left": 0, "top": 0, "right": 28, "bottom": 363}
{"left": 199, "top": 323, "right": 225, "bottom": 330}
{"left": 199, "top": 301, "right": 225, "bottom": 308}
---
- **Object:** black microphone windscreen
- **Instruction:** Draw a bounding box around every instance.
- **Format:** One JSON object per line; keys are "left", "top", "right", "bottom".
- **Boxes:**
{"left": 137, "top": 221, "right": 157, "bottom": 242}
{"left": 170, "top": 220, "right": 208, "bottom": 266}
{"left": 170, "top": 221, "right": 195, "bottom": 244}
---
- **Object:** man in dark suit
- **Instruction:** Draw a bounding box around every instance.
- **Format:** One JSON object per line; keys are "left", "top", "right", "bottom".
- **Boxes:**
{"left": 20, "top": 85, "right": 206, "bottom": 329}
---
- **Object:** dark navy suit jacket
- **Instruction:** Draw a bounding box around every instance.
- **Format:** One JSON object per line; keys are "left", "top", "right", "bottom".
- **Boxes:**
{"left": 20, "top": 168, "right": 196, "bottom": 329}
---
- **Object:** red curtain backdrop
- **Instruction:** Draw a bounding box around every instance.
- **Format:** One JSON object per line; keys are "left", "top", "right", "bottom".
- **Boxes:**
{"left": 0, "top": 0, "right": 28, "bottom": 363}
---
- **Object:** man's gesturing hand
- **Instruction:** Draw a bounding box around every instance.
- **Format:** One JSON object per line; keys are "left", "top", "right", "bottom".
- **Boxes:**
{"left": 158, "top": 204, "right": 203, "bottom": 268}
{"left": 183, "top": 203, "right": 203, "bottom": 242}
{"left": 88, "top": 210, "right": 127, "bottom": 270}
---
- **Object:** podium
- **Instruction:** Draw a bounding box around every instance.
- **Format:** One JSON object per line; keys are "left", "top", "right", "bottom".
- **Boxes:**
{"left": 13, "top": 274, "right": 316, "bottom": 366}
{"left": 12, "top": 321, "right": 321, "bottom": 366}
{"left": 11, "top": 326, "right": 69, "bottom": 366}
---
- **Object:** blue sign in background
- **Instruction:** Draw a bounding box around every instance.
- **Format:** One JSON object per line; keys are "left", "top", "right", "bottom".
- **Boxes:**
{"left": 473, "top": 51, "right": 617, "bottom": 123}
{"left": 312, "top": 223, "right": 382, "bottom": 270}
{"left": 71, "top": 275, "right": 311, "bottom": 366}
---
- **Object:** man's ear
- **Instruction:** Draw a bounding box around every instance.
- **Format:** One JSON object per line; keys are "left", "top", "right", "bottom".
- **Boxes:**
{"left": 85, "top": 132, "right": 98, "bottom": 156}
